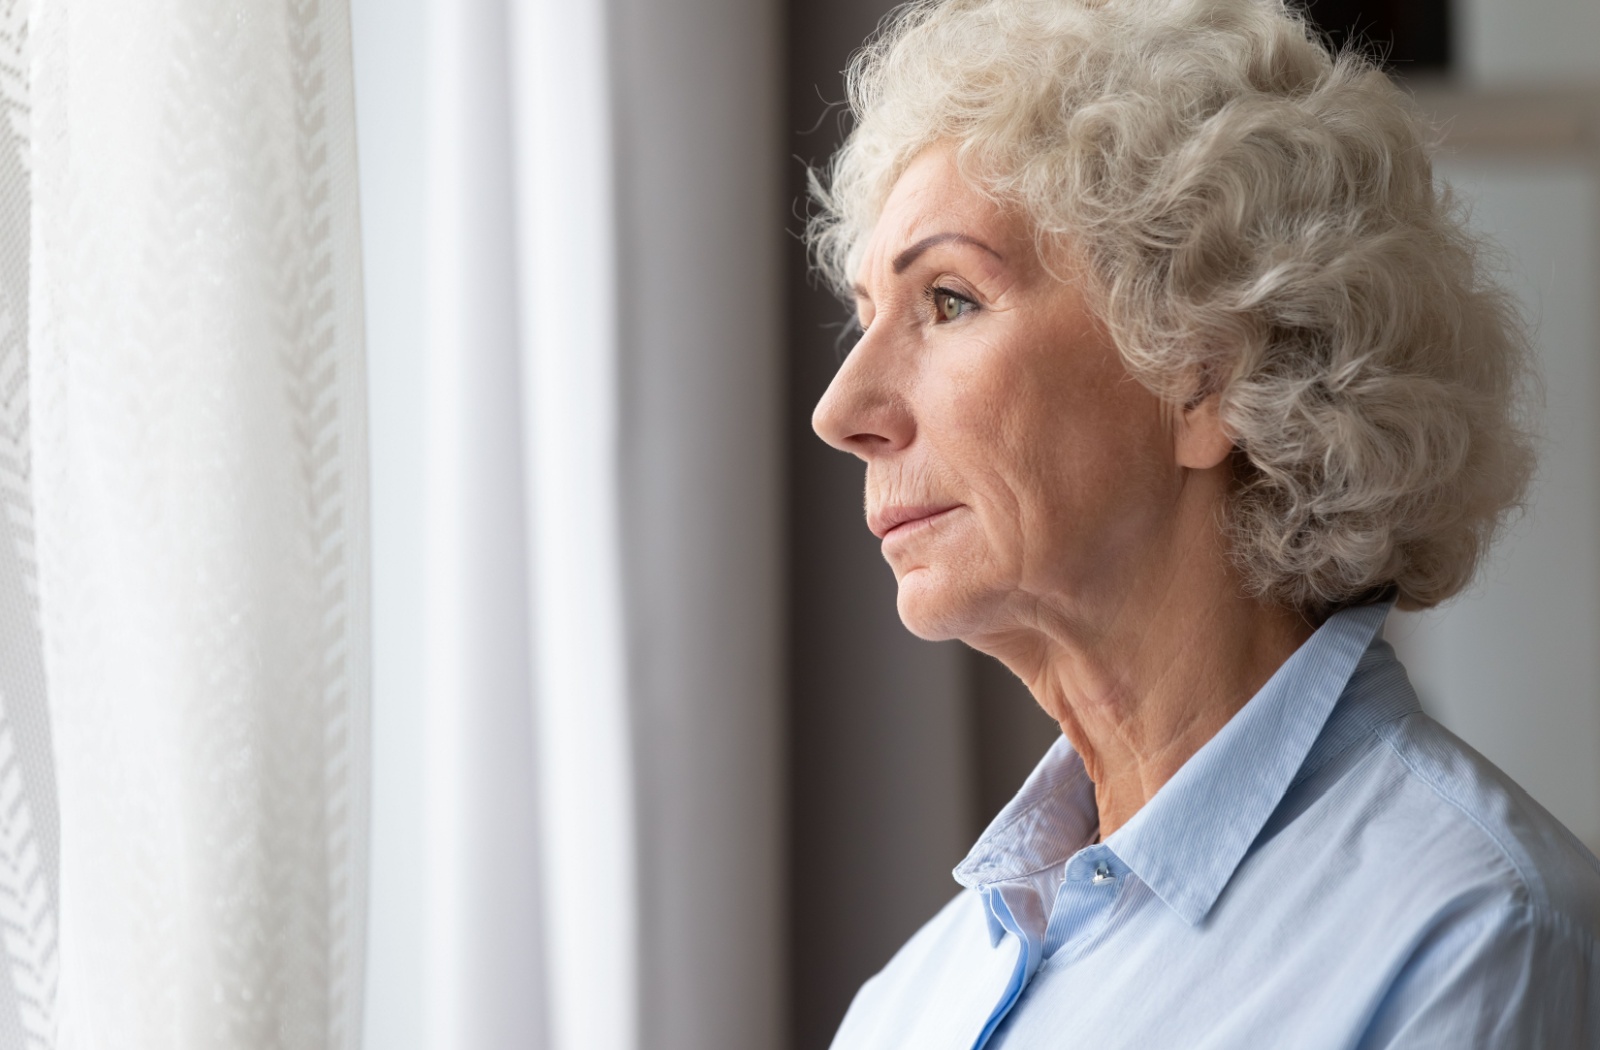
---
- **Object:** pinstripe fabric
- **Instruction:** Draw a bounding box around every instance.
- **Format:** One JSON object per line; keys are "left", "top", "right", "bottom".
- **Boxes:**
{"left": 830, "top": 603, "right": 1600, "bottom": 1049}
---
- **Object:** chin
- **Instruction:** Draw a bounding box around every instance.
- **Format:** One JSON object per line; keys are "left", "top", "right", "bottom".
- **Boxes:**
{"left": 893, "top": 566, "right": 993, "bottom": 642}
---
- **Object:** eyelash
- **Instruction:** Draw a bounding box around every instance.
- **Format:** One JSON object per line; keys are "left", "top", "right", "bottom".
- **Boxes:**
{"left": 924, "top": 285, "right": 977, "bottom": 322}
{"left": 849, "top": 284, "right": 977, "bottom": 338}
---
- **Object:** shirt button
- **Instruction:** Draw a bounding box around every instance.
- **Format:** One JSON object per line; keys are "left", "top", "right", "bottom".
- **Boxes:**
{"left": 1092, "top": 861, "right": 1114, "bottom": 885}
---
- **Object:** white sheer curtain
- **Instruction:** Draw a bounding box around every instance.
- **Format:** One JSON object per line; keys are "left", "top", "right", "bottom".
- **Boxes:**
{"left": 0, "top": 0, "right": 372, "bottom": 1046}
{"left": 1, "top": 0, "right": 784, "bottom": 1043}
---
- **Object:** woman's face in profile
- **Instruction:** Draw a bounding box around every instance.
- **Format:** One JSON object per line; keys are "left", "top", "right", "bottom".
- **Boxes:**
{"left": 813, "top": 144, "right": 1191, "bottom": 644}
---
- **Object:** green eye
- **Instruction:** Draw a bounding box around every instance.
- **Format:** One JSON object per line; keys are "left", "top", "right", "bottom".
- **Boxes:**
{"left": 933, "top": 288, "right": 973, "bottom": 321}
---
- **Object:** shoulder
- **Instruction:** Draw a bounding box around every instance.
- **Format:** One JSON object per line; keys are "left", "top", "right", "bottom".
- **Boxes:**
{"left": 1343, "top": 711, "right": 1600, "bottom": 1044}
{"left": 1356, "top": 867, "right": 1600, "bottom": 1046}
{"left": 1370, "top": 709, "right": 1600, "bottom": 931}
{"left": 1239, "top": 702, "right": 1600, "bottom": 1043}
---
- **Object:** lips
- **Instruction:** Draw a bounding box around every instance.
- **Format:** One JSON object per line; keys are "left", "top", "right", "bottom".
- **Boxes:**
{"left": 868, "top": 504, "right": 961, "bottom": 540}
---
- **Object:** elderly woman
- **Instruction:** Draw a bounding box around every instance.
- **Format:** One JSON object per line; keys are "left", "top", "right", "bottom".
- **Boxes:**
{"left": 807, "top": 0, "right": 1600, "bottom": 1046}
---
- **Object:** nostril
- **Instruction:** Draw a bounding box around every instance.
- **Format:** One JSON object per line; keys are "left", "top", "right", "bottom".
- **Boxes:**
{"left": 849, "top": 432, "right": 894, "bottom": 453}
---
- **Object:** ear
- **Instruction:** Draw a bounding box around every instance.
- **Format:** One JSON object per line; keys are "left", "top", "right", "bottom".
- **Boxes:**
{"left": 1173, "top": 392, "right": 1234, "bottom": 470}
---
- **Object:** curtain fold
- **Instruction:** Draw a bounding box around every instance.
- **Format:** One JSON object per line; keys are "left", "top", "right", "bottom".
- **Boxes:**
{"left": 412, "top": 0, "right": 784, "bottom": 1046}
{"left": 422, "top": 0, "right": 638, "bottom": 1045}
{"left": 512, "top": 0, "right": 639, "bottom": 1044}
{"left": 421, "top": 0, "right": 548, "bottom": 1046}
{"left": 604, "top": 0, "right": 786, "bottom": 1045}
{"left": 7, "top": 0, "right": 372, "bottom": 1045}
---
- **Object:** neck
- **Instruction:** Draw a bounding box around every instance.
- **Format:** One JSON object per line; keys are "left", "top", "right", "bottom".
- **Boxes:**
{"left": 968, "top": 495, "right": 1314, "bottom": 839}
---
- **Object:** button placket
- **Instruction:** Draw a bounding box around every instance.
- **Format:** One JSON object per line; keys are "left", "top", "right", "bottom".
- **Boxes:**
{"left": 969, "top": 885, "right": 1046, "bottom": 1050}
{"left": 1043, "top": 847, "right": 1124, "bottom": 959}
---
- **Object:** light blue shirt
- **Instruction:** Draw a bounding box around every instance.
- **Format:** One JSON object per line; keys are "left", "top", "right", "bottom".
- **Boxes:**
{"left": 830, "top": 602, "right": 1600, "bottom": 1049}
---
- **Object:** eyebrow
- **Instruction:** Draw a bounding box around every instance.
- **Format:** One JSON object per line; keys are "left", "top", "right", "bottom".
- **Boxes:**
{"left": 850, "top": 232, "right": 1006, "bottom": 303}
{"left": 892, "top": 232, "right": 1003, "bottom": 274}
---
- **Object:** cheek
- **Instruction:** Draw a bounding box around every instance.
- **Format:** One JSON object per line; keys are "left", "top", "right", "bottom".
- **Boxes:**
{"left": 929, "top": 369, "right": 1031, "bottom": 533}
{"left": 898, "top": 387, "right": 1047, "bottom": 602}
{"left": 953, "top": 361, "right": 1173, "bottom": 575}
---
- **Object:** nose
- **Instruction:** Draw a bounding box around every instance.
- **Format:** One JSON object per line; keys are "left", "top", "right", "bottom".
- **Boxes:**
{"left": 811, "top": 330, "right": 914, "bottom": 461}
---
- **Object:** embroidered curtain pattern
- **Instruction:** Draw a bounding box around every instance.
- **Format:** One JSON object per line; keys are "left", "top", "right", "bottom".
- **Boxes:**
{"left": 0, "top": 1, "right": 57, "bottom": 1048}
{"left": 0, "top": 0, "right": 370, "bottom": 1046}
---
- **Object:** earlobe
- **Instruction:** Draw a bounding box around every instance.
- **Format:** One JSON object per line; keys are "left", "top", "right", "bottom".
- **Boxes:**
{"left": 1174, "top": 393, "right": 1234, "bottom": 470}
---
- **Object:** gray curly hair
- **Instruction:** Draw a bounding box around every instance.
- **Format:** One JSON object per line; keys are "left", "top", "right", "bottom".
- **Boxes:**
{"left": 806, "top": 0, "right": 1536, "bottom": 616}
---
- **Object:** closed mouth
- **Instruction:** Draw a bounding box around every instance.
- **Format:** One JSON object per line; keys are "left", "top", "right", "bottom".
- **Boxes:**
{"left": 870, "top": 504, "right": 960, "bottom": 540}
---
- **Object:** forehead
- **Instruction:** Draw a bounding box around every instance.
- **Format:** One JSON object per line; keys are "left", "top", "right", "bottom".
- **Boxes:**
{"left": 857, "top": 146, "right": 1024, "bottom": 276}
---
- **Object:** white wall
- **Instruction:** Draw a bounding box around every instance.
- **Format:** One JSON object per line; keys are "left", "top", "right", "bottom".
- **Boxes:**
{"left": 1459, "top": 0, "right": 1600, "bottom": 86}
{"left": 1388, "top": 0, "right": 1600, "bottom": 856}
{"left": 1390, "top": 156, "right": 1600, "bottom": 853}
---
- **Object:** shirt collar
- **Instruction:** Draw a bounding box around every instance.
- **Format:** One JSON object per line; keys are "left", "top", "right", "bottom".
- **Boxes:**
{"left": 953, "top": 601, "right": 1394, "bottom": 926}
